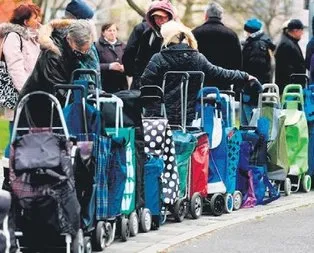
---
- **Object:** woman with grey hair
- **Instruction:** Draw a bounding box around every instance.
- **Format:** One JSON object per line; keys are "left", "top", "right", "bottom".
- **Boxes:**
{"left": 18, "top": 19, "right": 96, "bottom": 127}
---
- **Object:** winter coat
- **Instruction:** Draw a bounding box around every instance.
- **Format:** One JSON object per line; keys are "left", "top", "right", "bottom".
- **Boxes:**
{"left": 95, "top": 37, "right": 128, "bottom": 93}
{"left": 275, "top": 32, "right": 306, "bottom": 94}
{"left": 18, "top": 19, "right": 99, "bottom": 127}
{"left": 140, "top": 43, "right": 249, "bottom": 124}
{"left": 305, "top": 37, "right": 314, "bottom": 71}
{"left": 192, "top": 17, "right": 243, "bottom": 71}
{"left": 123, "top": 0, "right": 175, "bottom": 89}
{"left": 0, "top": 23, "right": 40, "bottom": 120}
{"left": 242, "top": 31, "right": 276, "bottom": 84}
{"left": 122, "top": 20, "right": 149, "bottom": 76}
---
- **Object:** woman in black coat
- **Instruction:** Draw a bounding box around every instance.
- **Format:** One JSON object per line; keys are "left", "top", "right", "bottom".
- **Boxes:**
{"left": 140, "top": 20, "right": 260, "bottom": 125}
{"left": 96, "top": 23, "right": 128, "bottom": 93}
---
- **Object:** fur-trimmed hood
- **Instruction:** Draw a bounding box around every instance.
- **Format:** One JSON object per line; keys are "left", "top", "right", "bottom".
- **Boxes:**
{"left": 0, "top": 23, "right": 31, "bottom": 40}
{"left": 38, "top": 19, "right": 97, "bottom": 56}
{"left": 38, "top": 19, "right": 74, "bottom": 56}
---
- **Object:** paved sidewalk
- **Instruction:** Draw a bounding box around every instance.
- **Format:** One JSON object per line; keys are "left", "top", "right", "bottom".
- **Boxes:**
{"left": 106, "top": 191, "right": 314, "bottom": 253}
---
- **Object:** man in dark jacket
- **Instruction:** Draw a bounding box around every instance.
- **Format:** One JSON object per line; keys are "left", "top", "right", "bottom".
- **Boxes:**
{"left": 122, "top": 0, "right": 176, "bottom": 89}
{"left": 275, "top": 19, "right": 306, "bottom": 94}
{"left": 192, "top": 2, "right": 242, "bottom": 80}
{"left": 19, "top": 19, "right": 95, "bottom": 126}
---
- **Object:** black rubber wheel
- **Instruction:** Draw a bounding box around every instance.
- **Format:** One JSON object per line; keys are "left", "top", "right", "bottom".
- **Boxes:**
{"left": 83, "top": 236, "right": 92, "bottom": 253}
{"left": 72, "top": 229, "right": 84, "bottom": 253}
{"left": 189, "top": 193, "right": 203, "bottom": 219}
{"left": 129, "top": 211, "right": 139, "bottom": 236}
{"left": 120, "top": 217, "right": 130, "bottom": 242}
{"left": 173, "top": 199, "right": 186, "bottom": 222}
{"left": 140, "top": 208, "right": 152, "bottom": 233}
{"left": 92, "top": 221, "right": 106, "bottom": 251}
{"left": 210, "top": 193, "right": 225, "bottom": 216}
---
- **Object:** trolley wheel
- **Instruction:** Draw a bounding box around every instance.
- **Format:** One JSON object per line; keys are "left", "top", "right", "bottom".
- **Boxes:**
{"left": 151, "top": 215, "right": 160, "bottom": 230}
{"left": 120, "top": 217, "right": 130, "bottom": 242}
{"left": 105, "top": 221, "right": 115, "bottom": 247}
{"left": 140, "top": 208, "right": 152, "bottom": 233}
{"left": 210, "top": 193, "right": 225, "bottom": 216}
{"left": 173, "top": 199, "right": 187, "bottom": 222}
{"left": 83, "top": 236, "right": 92, "bottom": 253}
{"left": 72, "top": 229, "right": 84, "bottom": 253}
{"left": 92, "top": 221, "right": 106, "bottom": 251}
{"left": 284, "top": 177, "right": 292, "bottom": 196}
{"left": 189, "top": 193, "right": 203, "bottom": 219}
{"left": 232, "top": 191, "right": 243, "bottom": 211}
{"left": 129, "top": 211, "right": 139, "bottom": 236}
{"left": 224, "top": 193, "right": 233, "bottom": 213}
{"left": 302, "top": 175, "right": 311, "bottom": 193}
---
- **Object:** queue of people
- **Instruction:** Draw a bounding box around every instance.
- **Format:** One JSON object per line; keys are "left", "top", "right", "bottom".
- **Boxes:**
{"left": 0, "top": 1, "right": 311, "bottom": 251}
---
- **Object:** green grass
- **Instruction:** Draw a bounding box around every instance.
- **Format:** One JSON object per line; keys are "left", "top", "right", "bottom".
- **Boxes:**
{"left": 0, "top": 118, "right": 9, "bottom": 157}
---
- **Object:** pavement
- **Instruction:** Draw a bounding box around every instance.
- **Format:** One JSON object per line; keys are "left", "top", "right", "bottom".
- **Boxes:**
{"left": 2, "top": 158, "right": 314, "bottom": 253}
{"left": 106, "top": 191, "right": 314, "bottom": 253}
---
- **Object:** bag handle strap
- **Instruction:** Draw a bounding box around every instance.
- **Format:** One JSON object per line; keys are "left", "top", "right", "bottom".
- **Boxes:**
{"left": 0, "top": 32, "right": 23, "bottom": 61}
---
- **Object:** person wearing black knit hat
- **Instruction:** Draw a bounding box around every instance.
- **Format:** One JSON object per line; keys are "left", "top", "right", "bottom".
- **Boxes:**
{"left": 275, "top": 18, "right": 305, "bottom": 94}
{"left": 65, "top": 0, "right": 94, "bottom": 19}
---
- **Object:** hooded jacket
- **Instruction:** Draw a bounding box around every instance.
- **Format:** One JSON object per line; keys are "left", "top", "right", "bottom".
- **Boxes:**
{"left": 242, "top": 31, "right": 276, "bottom": 84}
{"left": 140, "top": 43, "right": 249, "bottom": 124}
{"left": 0, "top": 23, "right": 40, "bottom": 120}
{"left": 18, "top": 19, "right": 99, "bottom": 127}
{"left": 123, "top": 0, "right": 175, "bottom": 89}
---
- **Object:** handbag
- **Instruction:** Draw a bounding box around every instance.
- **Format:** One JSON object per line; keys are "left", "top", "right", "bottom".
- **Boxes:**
{"left": 0, "top": 34, "right": 19, "bottom": 109}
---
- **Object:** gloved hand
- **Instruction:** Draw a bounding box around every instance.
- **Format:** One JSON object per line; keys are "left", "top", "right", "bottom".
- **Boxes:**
{"left": 242, "top": 76, "right": 263, "bottom": 105}
{"left": 247, "top": 76, "right": 263, "bottom": 93}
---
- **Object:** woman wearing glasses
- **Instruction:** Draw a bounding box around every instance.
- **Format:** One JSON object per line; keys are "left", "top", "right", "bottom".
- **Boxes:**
{"left": 18, "top": 19, "right": 95, "bottom": 127}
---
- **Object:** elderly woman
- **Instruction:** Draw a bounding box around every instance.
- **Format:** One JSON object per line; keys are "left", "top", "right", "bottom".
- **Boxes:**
{"left": 96, "top": 23, "right": 128, "bottom": 92}
{"left": 140, "top": 20, "right": 260, "bottom": 124}
{"left": 18, "top": 19, "right": 95, "bottom": 127}
{"left": 1, "top": 3, "right": 41, "bottom": 165}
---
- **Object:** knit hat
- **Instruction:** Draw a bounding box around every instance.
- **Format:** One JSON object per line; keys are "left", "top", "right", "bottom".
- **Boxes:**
{"left": 206, "top": 2, "right": 223, "bottom": 19}
{"left": 244, "top": 18, "right": 262, "bottom": 33}
{"left": 65, "top": 0, "right": 94, "bottom": 19}
{"left": 287, "top": 19, "right": 304, "bottom": 30}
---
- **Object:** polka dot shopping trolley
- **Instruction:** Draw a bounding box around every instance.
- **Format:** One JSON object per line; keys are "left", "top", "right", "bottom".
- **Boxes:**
{"left": 140, "top": 83, "right": 190, "bottom": 225}
{"left": 141, "top": 70, "right": 211, "bottom": 223}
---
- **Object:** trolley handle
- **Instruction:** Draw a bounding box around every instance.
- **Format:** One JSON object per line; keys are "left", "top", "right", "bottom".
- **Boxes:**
{"left": 289, "top": 73, "right": 309, "bottom": 88}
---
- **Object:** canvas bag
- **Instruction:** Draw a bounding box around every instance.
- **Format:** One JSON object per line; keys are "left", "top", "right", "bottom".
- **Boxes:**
{"left": 0, "top": 34, "right": 20, "bottom": 109}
